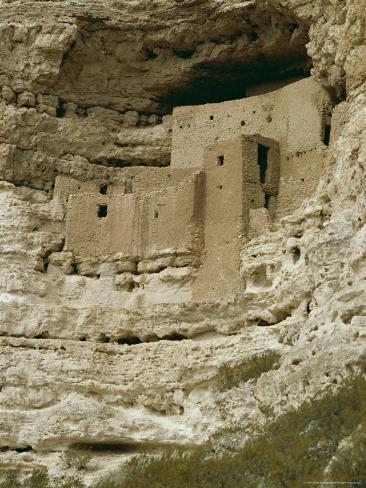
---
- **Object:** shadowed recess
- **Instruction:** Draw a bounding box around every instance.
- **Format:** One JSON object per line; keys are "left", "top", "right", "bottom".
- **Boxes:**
{"left": 158, "top": 55, "right": 310, "bottom": 108}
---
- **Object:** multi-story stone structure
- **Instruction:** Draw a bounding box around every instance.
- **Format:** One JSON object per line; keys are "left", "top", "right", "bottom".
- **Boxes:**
{"left": 0, "top": 77, "right": 331, "bottom": 303}
{"left": 55, "top": 77, "right": 332, "bottom": 302}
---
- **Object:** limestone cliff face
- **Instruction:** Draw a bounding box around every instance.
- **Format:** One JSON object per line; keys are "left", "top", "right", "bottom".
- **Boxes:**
{"left": 0, "top": 0, "right": 365, "bottom": 481}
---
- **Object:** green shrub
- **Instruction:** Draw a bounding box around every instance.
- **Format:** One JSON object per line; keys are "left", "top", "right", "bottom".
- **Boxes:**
{"left": 0, "top": 472, "right": 21, "bottom": 488}
{"left": 92, "top": 374, "right": 366, "bottom": 488}
{"left": 62, "top": 448, "right": 91, "bottom": 471}
{"left": 56, "top": 474, "right": 86, "bottom": 488}
{"left": 92, "top": 472, "right": 124, "bottom": 488}
{"left": 22, "top": 467, "right": 50, "bottom": 488}
{"left": 216, "top": 351, "right": 281, "bottom": 391}
{"left": 2, "top": 375, "right": 366, "bottom": 488}
{"left": 0, "top": 468, "right": 86, "bottom": 488}
{"left": 325, "top": 423, "right": 366, "bottom": 483}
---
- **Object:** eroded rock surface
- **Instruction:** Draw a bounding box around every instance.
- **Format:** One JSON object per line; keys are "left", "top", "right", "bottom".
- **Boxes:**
{"left": 0, "top": 0, "right": 365, "bottom": 482}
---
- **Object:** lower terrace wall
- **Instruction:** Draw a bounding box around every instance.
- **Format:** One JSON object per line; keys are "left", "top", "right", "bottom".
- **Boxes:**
{"left": 65, "top": 172, "right": 204, "bottom": 262}
{"left": 53, "top": 168, "right": 195, "bottom": 220}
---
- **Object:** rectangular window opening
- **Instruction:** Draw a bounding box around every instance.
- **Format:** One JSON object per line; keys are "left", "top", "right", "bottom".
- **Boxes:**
{"left": 323, "top": 124, "right": 331, "bottom": 146}
{"left": 100, "top": 184, "right": 108, "bottom": 195}
{"left": 257, "top": 144, "right": 269, "bottom": 184}
{"left": 217, "top": 155, "right": 224, "bottom": 166}
{"left": 98, "top": 204, "right": 108, "bottom": 218}
{"left": 264, "top": 193, "right": 271, "bottom": 209}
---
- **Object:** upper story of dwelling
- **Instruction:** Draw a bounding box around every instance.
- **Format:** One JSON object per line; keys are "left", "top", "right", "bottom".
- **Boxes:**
{"left": 0, "top": 77, "right": 334, "bottom": 224}
{"left": 170, "top": 77, "right": 332, "bottom": 219}
{"left": 171, "top": 78, "right": 331, "bottom": 169}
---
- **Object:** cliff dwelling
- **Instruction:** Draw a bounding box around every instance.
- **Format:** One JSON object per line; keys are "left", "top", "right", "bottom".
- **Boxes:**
{"left": 31, "top": 77, "right": 333, "bottom": 304}
{"left": 1, "top": 0, "right": 365, "bottom": 483}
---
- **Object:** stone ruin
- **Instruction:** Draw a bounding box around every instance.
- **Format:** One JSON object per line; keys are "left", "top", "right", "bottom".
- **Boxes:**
{"left": 2, "top": 0, "right": 365, "bottom": 478}
{"left": 0, "top": 76, "right": 333, "bottom": 304}
{"left": 48, "top": 77, "right": 331, "bottom": 303}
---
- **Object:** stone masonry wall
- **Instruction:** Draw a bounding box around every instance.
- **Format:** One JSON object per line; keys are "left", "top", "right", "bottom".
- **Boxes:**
{"left": 65, "top": 172, "right": 204, "bottom": 262}
{"left": 171, "top": 77, "right": 331, "bottom": 218}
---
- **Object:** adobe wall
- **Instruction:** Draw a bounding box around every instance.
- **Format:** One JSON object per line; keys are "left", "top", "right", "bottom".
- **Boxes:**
{"left": 192, "top": 134, "right": 279, "bottom": 300}
{"left": 59, "top": 79, "right": 332, "bottom": 301}
{"left": 277, "top": 148, "right": 328, "bottom": 218}
{"left": 193, "top": 138, "right": 246, "bottom": 300}
{"left": 52, "top": 176, "right": 126, "bottom": 220}
{"left": 248, "top": 208, "right": 273, "bottom": 240}
{"left": 243, "top": 134, "right": 280, "bottom": 217}
{"left": 140, "top": 172, "right": 204, "bottom": 258}
{"left": 65, "top": 193, "right": 138, "bottom": 259}
{"left": 63, "top": 134, "right": 280, "bottom": 301}
{"left": 171, "top": 77, "right": 332, "bottom": 218}
{"left": 129, "top": 167, "right": 194, "bottom": 194}
{"left": 65, "top": 172, "right": 204, "bottom": 261}
{"left": 53, "top": 167, "right": 194, "bottom": 220}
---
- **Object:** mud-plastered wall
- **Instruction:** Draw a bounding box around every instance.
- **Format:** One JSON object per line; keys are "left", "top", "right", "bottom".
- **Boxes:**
{"left": 65, "top": 172, "right": 204, "bottom": 262}
{"left": 193, "top": 138, "right": 246, "bottom": 300}
{"left": 171, "top": 78, "right": 332, "bottom": 218}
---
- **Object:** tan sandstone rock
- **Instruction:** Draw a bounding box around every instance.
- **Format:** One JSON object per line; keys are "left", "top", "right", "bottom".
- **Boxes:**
{"left": 0, "top": 0, "right": 365, "bottom": 482}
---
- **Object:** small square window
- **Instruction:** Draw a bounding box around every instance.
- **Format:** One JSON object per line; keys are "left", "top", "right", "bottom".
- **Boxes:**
{"left": 98, "top": 205, "right": 108, "bottom": 218}
{"left": 217, "top": 155, "right": 224, "bottom": 166}
{"left": 100, "top": 184, "right": 108, "bottom": 195}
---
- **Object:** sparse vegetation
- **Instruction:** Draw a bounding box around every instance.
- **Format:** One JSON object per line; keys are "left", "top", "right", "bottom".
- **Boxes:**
{"left": 0, "top": 470, "right": 85, "bottom": 488}
{"left": 216, "top": 351, "right": 281, "bottom": 391}
{"left": 326, "top": 426, "right": 366, "bottom": 482}
{"left": 62, "top": 447, "right": 91, "bottom": 471}
{"left": 57, "top": 474, "right": 85, "bottom": 488}
{"left": 93, "top": 373, "right": 366, "bottom": 488}
{"left": 22, "top": 467, "right": 50, "bottom": 488}
{"left": 0, "top": 472, "right": 21, "bottom": 488}
{"left": 1, "top": 374, "right": 366, "bottom": 488}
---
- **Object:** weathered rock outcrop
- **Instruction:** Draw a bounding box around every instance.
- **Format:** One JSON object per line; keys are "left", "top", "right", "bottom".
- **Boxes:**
{"left": 0, "top": 0, "right": 365, "bottom": 482}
